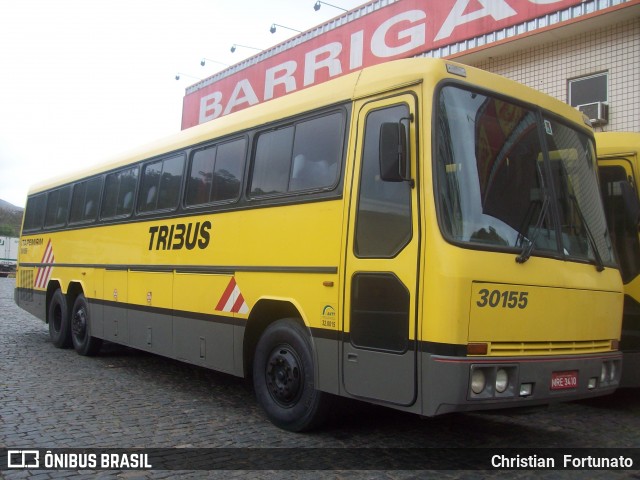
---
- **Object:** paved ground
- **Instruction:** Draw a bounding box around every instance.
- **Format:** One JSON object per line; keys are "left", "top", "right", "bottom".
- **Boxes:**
{"left": 1, "top": 276, "right": 639, "bottom": 479}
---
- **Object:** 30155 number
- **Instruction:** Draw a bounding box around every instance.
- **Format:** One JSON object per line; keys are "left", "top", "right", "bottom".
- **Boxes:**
{"left": 476, "top": 289, "right": 528, "bottom": 309}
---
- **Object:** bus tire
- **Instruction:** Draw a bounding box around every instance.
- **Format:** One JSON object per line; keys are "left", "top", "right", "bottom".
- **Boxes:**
{"left": 48, "top": 289, "right": 72, "bottom": 348}
{"left": 70, "top": 294, "right": 102, "bottom": 356}
{"left": 253, "top": 318, "right": 329, "bottom": 432}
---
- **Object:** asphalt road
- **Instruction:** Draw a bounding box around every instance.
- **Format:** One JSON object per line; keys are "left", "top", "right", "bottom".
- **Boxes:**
{"left": 1, "top": 276, "right": 639, "bottom": 479}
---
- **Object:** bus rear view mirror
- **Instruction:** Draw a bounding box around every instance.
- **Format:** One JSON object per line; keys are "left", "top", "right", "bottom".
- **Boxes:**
{"left": 379, "top": 122, "right": 409, "bottom": 183}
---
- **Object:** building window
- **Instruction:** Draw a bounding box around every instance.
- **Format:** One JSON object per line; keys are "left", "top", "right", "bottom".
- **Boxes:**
{"left": 568, "top": 72, "right": 608, "bottom": 107}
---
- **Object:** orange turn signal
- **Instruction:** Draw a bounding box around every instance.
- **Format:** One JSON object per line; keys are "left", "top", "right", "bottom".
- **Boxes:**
{"left": 467, "top": 343, "right": 488, "bottom": 355}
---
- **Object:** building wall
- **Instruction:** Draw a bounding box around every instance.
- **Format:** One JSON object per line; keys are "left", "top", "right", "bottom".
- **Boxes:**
{"left": 471, "top": 17, "right": 640, "bottom": 133}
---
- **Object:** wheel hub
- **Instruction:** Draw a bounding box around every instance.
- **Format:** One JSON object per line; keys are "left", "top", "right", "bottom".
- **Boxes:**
{"left": 72, "top": 307, "right": 87, "bottom": 339}
{"left": 266, "top": 347, "right": 302, "bottom": 407}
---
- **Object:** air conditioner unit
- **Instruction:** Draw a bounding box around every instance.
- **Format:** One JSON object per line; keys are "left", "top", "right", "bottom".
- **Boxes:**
{"left": 577, "top": 102, "right": 609, "bottom": 126}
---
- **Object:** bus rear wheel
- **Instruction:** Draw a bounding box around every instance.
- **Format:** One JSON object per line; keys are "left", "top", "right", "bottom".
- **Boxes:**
{"left": 253, "top": 318, "right": 329, "bottom": 432}
{"left": 70, "top": 294, "right": 102, "bottom": 356}
{"left": 48, "top": 289, "right": 72, "bottom": 348}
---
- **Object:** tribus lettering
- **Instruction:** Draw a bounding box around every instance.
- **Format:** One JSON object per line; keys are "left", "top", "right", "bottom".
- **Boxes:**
{"left": 148, "top": 221, "right": 211, "bottom": 250}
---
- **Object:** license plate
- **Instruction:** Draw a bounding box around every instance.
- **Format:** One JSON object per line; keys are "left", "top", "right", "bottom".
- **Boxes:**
{"left": 551, "top": 370, "right": 578, "bottom": 390}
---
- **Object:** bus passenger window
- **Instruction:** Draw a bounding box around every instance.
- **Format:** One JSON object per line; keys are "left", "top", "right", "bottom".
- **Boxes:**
{"left": 250, "top": 111, "right": 343, "bottom": 197}
{"left": 139, "top": 154, "right": 184, "bottom": 213}
{"left": 211, "top": 139, "right": 244, "bottom": 202}
{"left": 186, "top": 138, "right": 245, "bottom": 206}
{"left": 23, "top": 194, "right": 46, "bottom": 232}
{"left": 101, "top": 167, "right": 139, "bottom": 219}
{"left": 44, "top": 186, "right": 71, "bottom": 228}
{"left": 187, "top": 146, "right": 216, "bottom": 206}
{"left": 289, "top": 113, "right": 342, "bottom": 191}
{"left": 251, "top": 127, "right": 294, "bottom": 196}
{"left": 69, "top": 177, "right": 102, "bottom": 224}
{"left": 139, "top": 161, "right": 162, "bottom": 212}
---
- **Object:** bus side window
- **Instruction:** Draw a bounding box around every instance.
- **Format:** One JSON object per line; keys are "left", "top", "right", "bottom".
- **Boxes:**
{"left": 44, "top": 186, "right": 71, "bottom": 228}
{"left": 187, "top": 146, "right": 216, "bottom": 206}
{"left": 289, "top": 112, "right": 342, "bottom": 192}
{"left": 186, "top": 137, "right": 246, "bottom": 207}
{"left": 69, "top": 176, "right": 102, "bottom": 224}
{"left": 138, "top": 154, "right": 185, "bottom": 213}
{"left": 251, "top": 127, "right": 294, "bottom": 196}
{"left": 101, "top": 166, "right": 139, "bottom": 219}
{"left": 23, "top": 194, "right": 47, "bottom": 232}
{"left": 211, "top": 139, "right": 245, "bottom": 202}
{"left": 355, "top": 104, "right": 412, "bottom": 258}
{"left": 250, "top": 111, "right": 343, "bottom": 197}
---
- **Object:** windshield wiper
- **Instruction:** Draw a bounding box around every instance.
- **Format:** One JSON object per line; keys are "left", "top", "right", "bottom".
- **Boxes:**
{"left": 569, "top": 194, "right": 605, "bottom": 272}
{"left": 516, "top": 195, "right": 550, "bottom": 264}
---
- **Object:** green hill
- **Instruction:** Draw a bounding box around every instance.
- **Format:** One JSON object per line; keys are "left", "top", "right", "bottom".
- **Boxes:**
{"left": 0, "top": 199, "right": 24, "bottom": 237}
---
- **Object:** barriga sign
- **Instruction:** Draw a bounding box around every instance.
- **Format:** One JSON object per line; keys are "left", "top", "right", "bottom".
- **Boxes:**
{"left": 181, "top": 0, "right": 582, "bottom": 129}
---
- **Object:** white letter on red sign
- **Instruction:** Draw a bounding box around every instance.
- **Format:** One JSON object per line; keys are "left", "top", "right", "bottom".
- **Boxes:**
{"left": 350, "top": 30, "right": 364, "bottom": 70}
{"left": 264, "top": 61, "right": 298, "bottom": 101}
{"left": 199, "top": 91, "right": 223, "bottom": 123}
{"left": 435, "top": 0, "right": 516, "bottom": 41}
{"left": 371, "top": 10, "right": 427, "bottom": 58}
{"left": 303, "top": 42, "right": 343, "bottom": 87}
{"left": 223, "top": 79, "right": 259, "bottom": 115}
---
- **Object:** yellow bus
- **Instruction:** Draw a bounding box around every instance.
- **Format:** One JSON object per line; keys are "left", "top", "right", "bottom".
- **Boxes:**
{"left": 15, "top": 58, "right": 623, "bottom": 431}
{"left": 596, "top": 132, "right": 640, "bottom": 387}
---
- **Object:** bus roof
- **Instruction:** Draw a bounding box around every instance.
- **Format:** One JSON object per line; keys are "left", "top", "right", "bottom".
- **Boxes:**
{"left": 27, "top": 57, "right": 590, "bottom": 196}
{"left": 595, "top": 132, "right": 640, "bottom": 157}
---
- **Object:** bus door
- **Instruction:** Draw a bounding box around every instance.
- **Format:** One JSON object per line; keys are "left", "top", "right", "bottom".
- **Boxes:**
{"left": 598, "top": 156, "right": 640, "bottom": 286}
{"left": 599, "top": 155, "right": 640, "bottom": 364}
{"left": 342, "top": 92, "right": 420, "bottom": 406}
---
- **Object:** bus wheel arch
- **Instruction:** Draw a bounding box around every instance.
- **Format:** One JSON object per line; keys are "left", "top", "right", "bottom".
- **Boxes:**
{"left": 65, "top": 281, "right": 85, "bottom": 312}
{"left": 47, "top": 282, "right": 72, "bottom": 348}
{"left": 243, "top": 299, "right": 304, "bottom": 378}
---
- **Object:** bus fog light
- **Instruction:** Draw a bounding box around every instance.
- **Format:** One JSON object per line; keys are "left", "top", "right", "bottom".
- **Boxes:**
{"left": 588, "top": 377, "right": 597, "bottom": 389}
{"left": 471, "top": 368, "right": 486, "bottom": 394}
{"left": 610, "top": 362, "right": 617, "bottom": 381}
{"left": 519, "top": 383, "right": 532, "bottom": 396}
{"left": 495, "top": 368, "right": 508, "bottom": 393}
{"left": 600, "top": 363, "right": 609, "bottom": 384}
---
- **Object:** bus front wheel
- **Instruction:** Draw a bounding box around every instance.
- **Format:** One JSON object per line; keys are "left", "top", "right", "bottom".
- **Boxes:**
{"left": 70, "top": 294, "right": 102, "bottom": 356}
{"left": 253, "top": 318, "right": 329, "bottom": 432}
{"left": 48, "top": 289, "right": 72, "bottom": 348}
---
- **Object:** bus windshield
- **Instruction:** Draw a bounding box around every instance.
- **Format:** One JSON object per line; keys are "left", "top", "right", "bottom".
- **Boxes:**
{"left": 436, "top": 85, "right": 615, "bottom": 267}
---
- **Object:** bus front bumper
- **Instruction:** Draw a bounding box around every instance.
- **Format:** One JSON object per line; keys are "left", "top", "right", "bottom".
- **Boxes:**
{"left": 422, "top": 351, "right": 622, "bottom": 416}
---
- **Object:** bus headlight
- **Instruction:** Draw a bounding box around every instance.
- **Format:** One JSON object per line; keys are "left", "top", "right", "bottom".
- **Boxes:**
{"left": 471, "top": 368, "right": 486, "bottom": 394}
{"left": 600, "top": 363, "right": 609, "bottom": 384}
{"left": 599, "top": 359, "right": 621, "bottom": 386}
{"left": 609, "top": 361, "right": 617, "bottom": 382}
{"left": 495, "top": 368, "right": 509, "bottom": 393}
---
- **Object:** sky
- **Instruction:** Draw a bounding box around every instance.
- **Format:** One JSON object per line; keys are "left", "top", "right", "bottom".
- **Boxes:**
{"left": 0, "top": 0, "right": 367, "bottom": 207}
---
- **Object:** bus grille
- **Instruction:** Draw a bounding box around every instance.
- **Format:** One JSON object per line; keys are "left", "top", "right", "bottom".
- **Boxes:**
{"left": 487, "top": 340, "right": 613, "bottom": 356}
